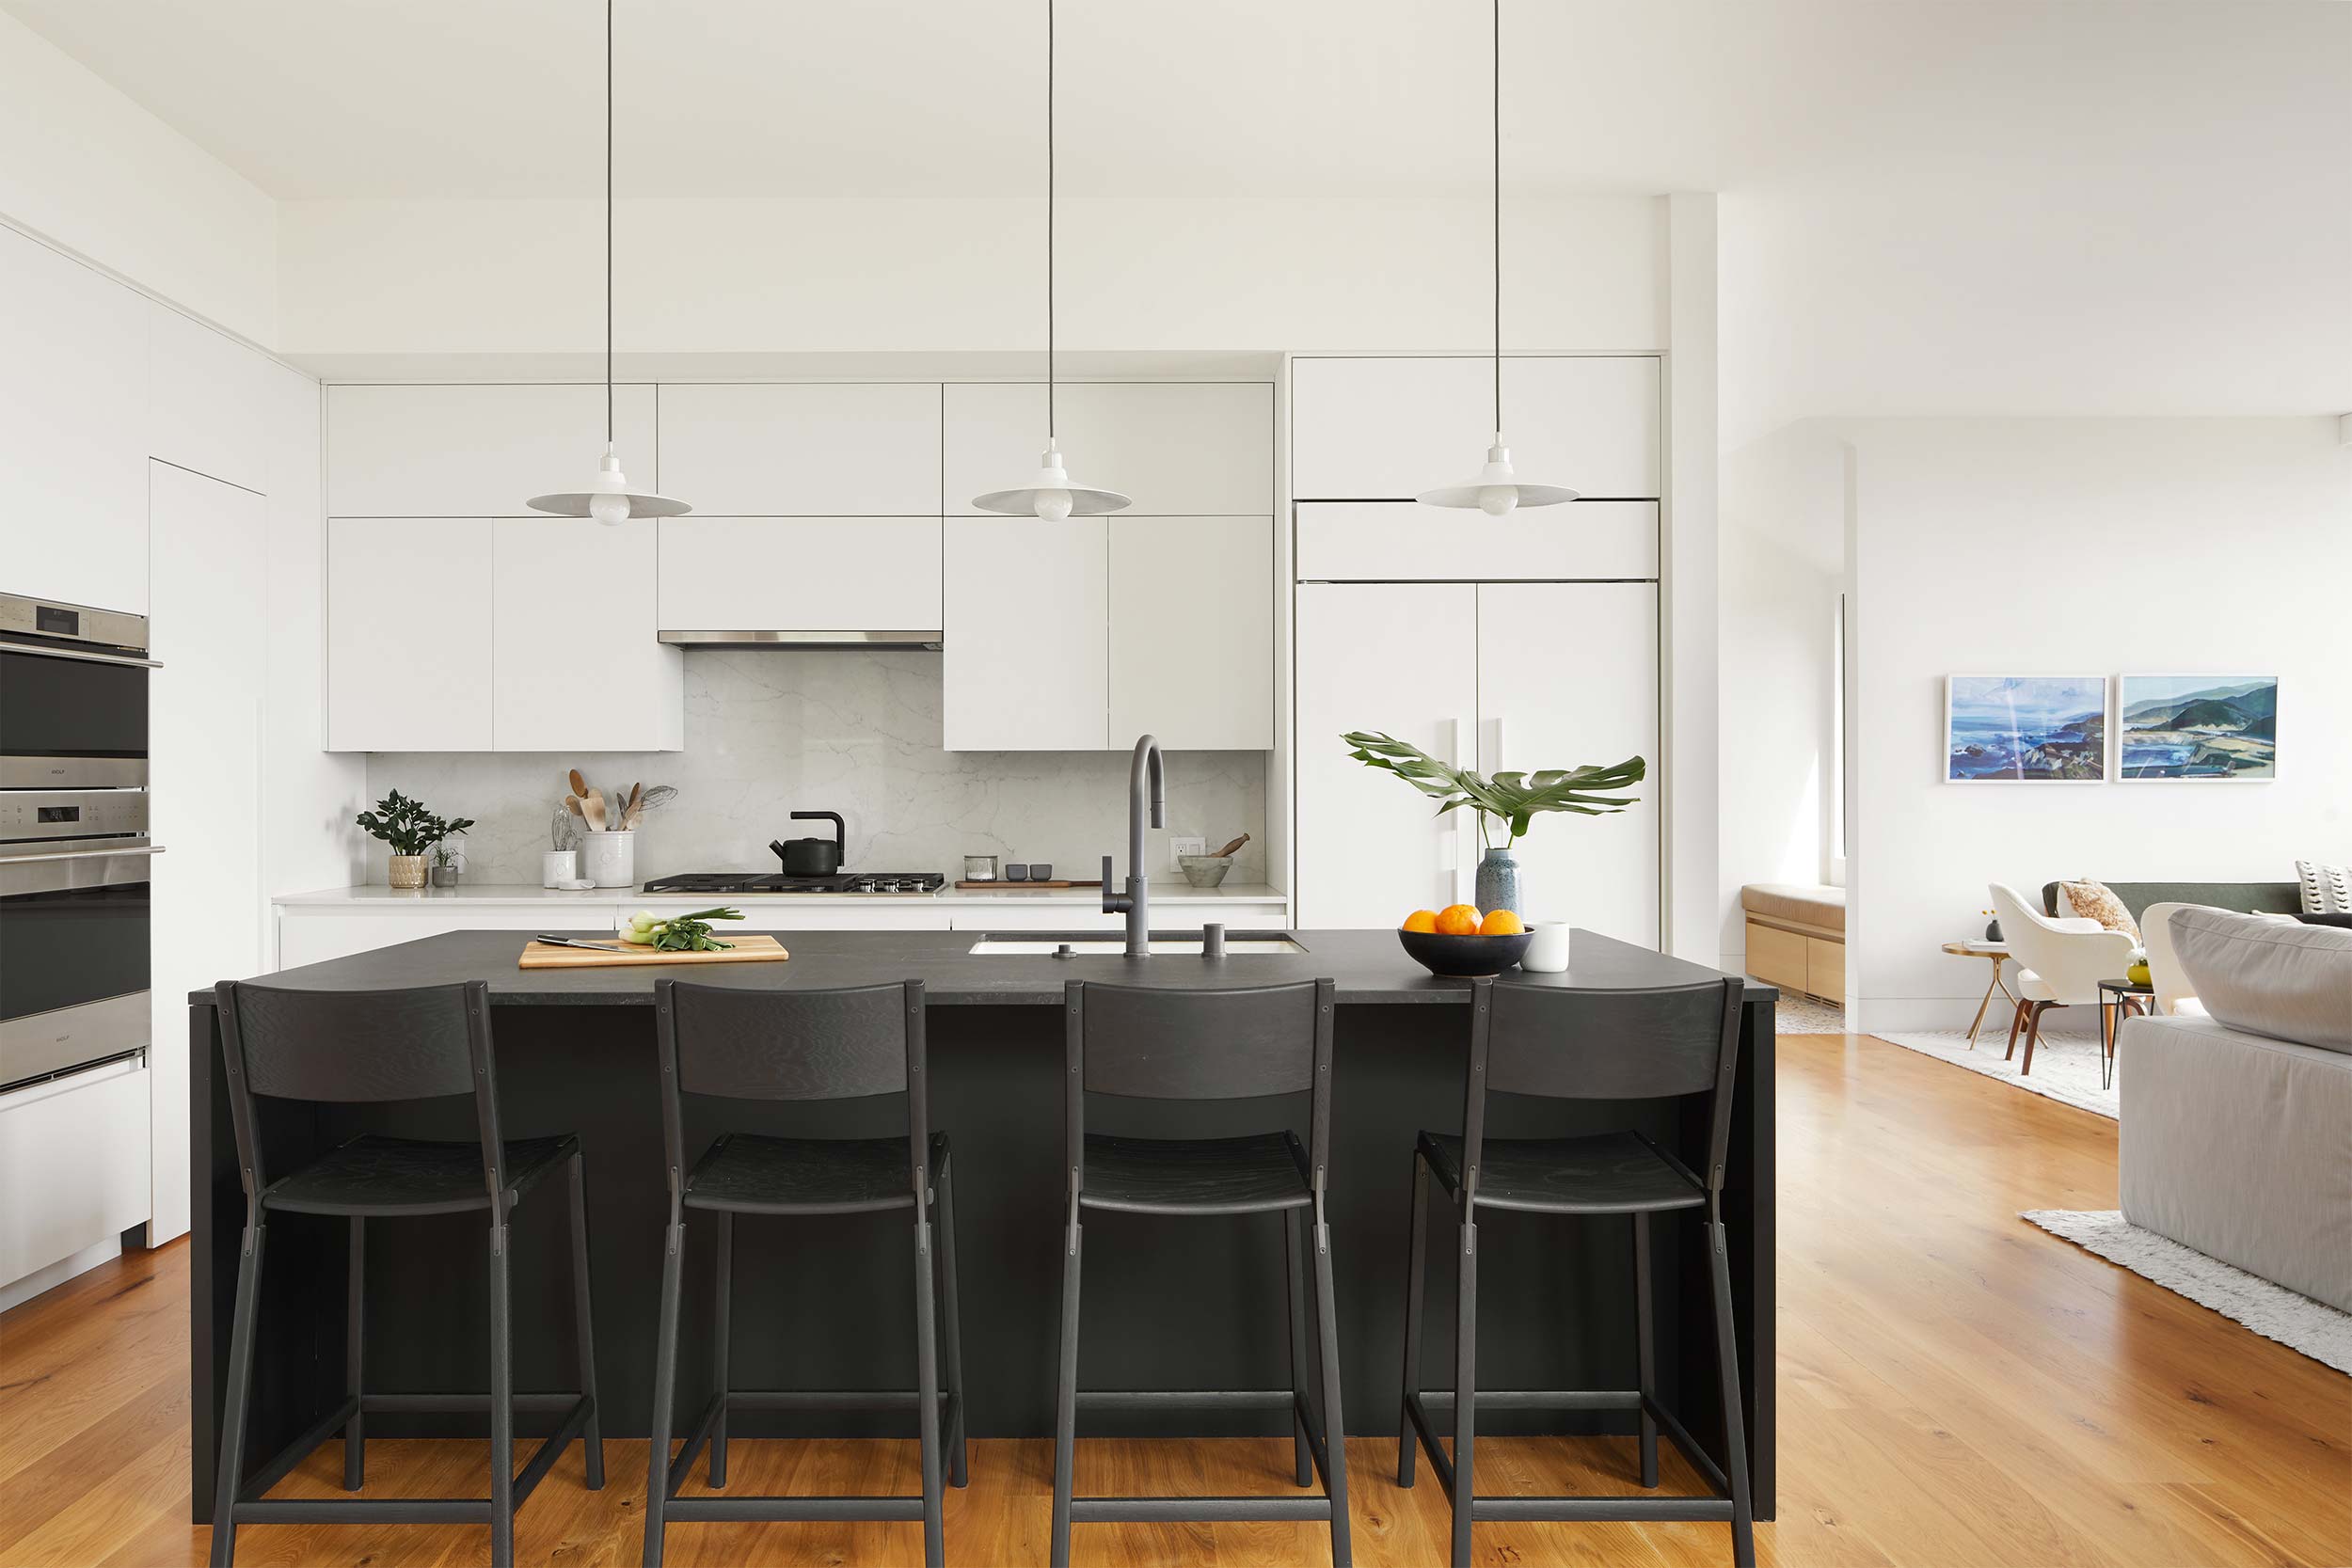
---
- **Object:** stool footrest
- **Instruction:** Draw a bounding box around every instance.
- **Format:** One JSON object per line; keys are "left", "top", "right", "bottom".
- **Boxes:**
{"left": 726, "top": 1388, "right": 949, "bottom": 1411}
{"left": 362, "top": 1391, "right": 580, "bottom": 1414}
{"left": 230, "top": 1392, "right": 595, "bottom": 1513}
{"left": 663, "top": 1495, "right": 927, "bottom": 1523}
{"left": 1077, "top": 1388, "right": 1295, "bottom": 1411}
{"left": 1071, "top": 1496, "right": 1334, "bottom": 1523}
{"left": 231, "top": 1497, "right": 493, "bottom": 1525}
{"left": 1477, "top": 1496, "right": 1737, "bottom": 1523}
{"left": 1403, "top": 1387, "right": 1735, "bottom": 1510}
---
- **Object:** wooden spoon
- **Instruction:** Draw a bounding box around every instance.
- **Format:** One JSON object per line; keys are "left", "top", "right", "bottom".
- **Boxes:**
{"left": 626, "top": 783, "right": 644, "bottom": 825}
{"left": 583, "top": 791, "right": 608, "bottom": 832}
{"left": 568, "top": 768, "right": 589, "bottom": 799}
{"left": 564, "top": 794, "right": 586, "bottom": 819}
{"left": 1212, "top": 833, "right": 1251, "bottom": 858}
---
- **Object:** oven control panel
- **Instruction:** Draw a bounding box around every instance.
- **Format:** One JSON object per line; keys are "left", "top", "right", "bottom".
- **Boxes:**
{"left": 0, "top": 789, "right": 149, "bottom": 845}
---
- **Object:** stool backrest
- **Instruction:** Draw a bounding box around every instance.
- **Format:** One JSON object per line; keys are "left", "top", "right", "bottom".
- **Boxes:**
{"left": 213, "top": 979, "right": 502, "bottom": 1204}
{"left": 652, "top": 978, "right": 928, "bottom": 1209}
{"left": 1063, "top": 978, "right": 1336, "bottom": 1194}
{"left": 1464, "top": 976, "right": 1745, "bottom": 1196}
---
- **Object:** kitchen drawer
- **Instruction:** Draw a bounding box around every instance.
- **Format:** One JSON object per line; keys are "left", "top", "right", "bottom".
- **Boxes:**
{"left": 1745, "top": 920, "right": 1808, "bottom": 995}
{"left": 276, "top": 905, "right": 616, "bottom": 969}
{"left": 0, "top": 1056, "right": 150, "bottom": 1286}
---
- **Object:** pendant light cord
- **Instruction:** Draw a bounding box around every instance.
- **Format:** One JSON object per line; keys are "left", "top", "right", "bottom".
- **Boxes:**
{"left": 1046, "top": 0, "right": 1057, "bottom": 442}
{"left": 1492, "top": 0, "right": 1502, "bottom": 437}
{"left": 605, "top": 0, "right": 615, "bottom": 444}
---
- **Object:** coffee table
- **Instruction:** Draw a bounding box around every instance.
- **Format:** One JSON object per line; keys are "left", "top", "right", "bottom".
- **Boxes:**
{"left": 1942, "top": 940, "right": 2015, "bottom": 1049}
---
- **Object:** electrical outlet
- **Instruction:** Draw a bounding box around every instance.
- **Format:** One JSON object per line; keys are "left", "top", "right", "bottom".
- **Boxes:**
{"left": 1170, "top": 836, "right": 1205, "bottom": 868}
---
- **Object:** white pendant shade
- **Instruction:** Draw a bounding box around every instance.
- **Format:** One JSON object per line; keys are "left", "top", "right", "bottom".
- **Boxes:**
{"left": 1417, "top": 434, "right": 1580, "bottom": 516}
{"left": 529, "top": 442, "right": 691, "bottom": 525}
{"left": 972, "top": 442, "right": 1131, "bottom": 520}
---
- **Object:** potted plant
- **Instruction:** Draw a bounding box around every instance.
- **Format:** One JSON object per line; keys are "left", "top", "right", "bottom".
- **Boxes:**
{"left": 1340, "top": 731, "right": 1645, "bottom": 915}
{"left": 357, "top": 790, "right": 477, "bottom": 890}
{"left": 429, "top": 842, "right": 461, "bottom": 888}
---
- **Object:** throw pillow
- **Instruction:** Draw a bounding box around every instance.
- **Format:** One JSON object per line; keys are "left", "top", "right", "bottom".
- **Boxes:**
{"left": 2168, "top": 906, "right": 2352, "bottom": 1053}
{"left": 2296, "top": 859, "right": 2352, "bottom": 915}
{"left": 2058, "top": 878, "right": 2141, "bottom": 943}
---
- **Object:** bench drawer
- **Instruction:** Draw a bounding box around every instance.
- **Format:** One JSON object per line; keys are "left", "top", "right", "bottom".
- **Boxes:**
{"left": 1746, "top": 920, "right": 1808, "bottom": 993}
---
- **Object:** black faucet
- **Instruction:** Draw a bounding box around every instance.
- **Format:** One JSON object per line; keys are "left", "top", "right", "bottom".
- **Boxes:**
{"left": 1101, "top": 734, "right": 1166, "bottom": 958}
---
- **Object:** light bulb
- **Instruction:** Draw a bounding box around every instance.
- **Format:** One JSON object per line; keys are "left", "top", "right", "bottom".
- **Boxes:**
{"left": 1477, "top": 485, "right": 1518, "bottom": 518}
{"left": 1034, "top": 489, "right": 1073, "bottom": 522}
{"left": 589, "top": 491, "right": 631, "bottom": 527}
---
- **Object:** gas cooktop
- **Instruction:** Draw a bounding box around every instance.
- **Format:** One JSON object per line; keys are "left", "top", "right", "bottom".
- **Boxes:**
{"left": 640, "top": 871, "right": 946, "bottom": 895}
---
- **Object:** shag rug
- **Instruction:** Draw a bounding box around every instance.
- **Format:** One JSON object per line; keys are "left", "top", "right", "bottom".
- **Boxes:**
{"left": 1773, "top": 994, "right": 1848, "bottom": 1035}
{"left": 1874, "top": 1027, "right": 2116, "bottom": 1119}
{"left": 2022, "top": 1210, "right": 2352, "bottom": 1374}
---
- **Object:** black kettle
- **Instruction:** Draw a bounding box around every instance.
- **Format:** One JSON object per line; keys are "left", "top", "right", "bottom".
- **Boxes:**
{"left": 771, "top": 811, "right": 846, "bottom": 877}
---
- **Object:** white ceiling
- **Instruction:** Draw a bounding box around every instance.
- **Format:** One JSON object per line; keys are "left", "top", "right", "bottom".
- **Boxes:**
{"left": 8, "top": 0, "right": 2349, "bottom": 430}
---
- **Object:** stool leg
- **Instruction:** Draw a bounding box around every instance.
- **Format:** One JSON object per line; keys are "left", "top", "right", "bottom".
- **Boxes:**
{"left": 1284, "top": 1208, "right": 1311, "bottom": 1487}
{"left": 708, "top": 1211, "right": 731, "bottom": 1487}
{"left": 488, "top": 1219, "right": 515, "bottom": 1568}
{"left": 1311, "top": 1198, "right": 1353, "bottom": 1568}
{"left": 1450, "top": 1212, "right": 1478, "bottom": 1568}
{"left": 934, "top": 1155, "right": 969, "bottom": 1488}
{"left": 208, "top": 1219, "right": 266, "bottom": 1568}
{"left": 1395, "top": 1152, "right": 1429, "bottom": 1488}
{"left": 566, "top": 1152, "right": 605, "bottom": 1490}
{"left": 913, "top": 1211, "right": 946, "bottom": 1568}
{"left": 344, "top": 1216, "right": 365, "bottom": 1491}
{"left": 643, "top": 1218, "right": 685, "bottom": 1568}
{"left": 1050, "top": 1207, "right": 1083, "bottom": 1568}
{"left": 1632, "top": 1212, "right": 1658, "bottom": 1489}
{"left": 1708, "top": 1218, "right": 1756, "bottom": 1568}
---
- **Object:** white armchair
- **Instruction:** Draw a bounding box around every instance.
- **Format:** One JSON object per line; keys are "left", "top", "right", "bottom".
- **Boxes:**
{"left": 2137, "top": 901, "right": 2208, "bottom": 1019}
{"left": 1988, "top": 883, "right": 2136, "bottom": 1074}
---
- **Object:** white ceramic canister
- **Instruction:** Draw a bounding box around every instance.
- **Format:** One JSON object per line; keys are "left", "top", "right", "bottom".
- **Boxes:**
{"left": 542, "top": 849, "right": 580, "bottom": 888}
{"left": 1521, "top": 921, "right": 1572, "bottom": 974}
{"left": 580, "top": 831, "right": 636, "bottom": 889}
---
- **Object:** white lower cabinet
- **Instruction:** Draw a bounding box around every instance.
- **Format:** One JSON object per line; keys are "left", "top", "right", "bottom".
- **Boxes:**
{"left": 0, "top": 1058, "right": 151, "bottom": 1288}
{"left": 277, "top": 905, "right": 616, "bottom": 969}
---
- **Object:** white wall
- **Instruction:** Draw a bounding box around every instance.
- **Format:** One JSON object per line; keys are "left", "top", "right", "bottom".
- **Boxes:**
{"left": 1717, "top": 421, "right": 1847, "bottom": 970}
{"left": 1841, "top": 418, "right": 2352, "bottom": 1033}
{"left": 276, "top": 195, "right": 1663, "bottom": 361}
{"left": 0, "top": 10, "right": 276, "bottom": 344}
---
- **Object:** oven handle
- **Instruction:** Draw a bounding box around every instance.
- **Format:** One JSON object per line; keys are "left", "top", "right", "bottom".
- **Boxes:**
{"left": 0, "top": 640, "right": 162, "bottom": 669}
{"left": 0, "top": 843, "right": 165, "bottom": 865}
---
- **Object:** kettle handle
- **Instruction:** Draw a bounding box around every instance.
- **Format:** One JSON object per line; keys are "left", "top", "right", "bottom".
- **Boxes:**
{"left": 791, "top": 811, "right": 846, "bottom": 852}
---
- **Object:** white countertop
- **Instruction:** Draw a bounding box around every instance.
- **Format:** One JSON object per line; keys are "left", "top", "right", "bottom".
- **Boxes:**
{"left": 276, "top": 881, "right": 1288, "bottom": 909}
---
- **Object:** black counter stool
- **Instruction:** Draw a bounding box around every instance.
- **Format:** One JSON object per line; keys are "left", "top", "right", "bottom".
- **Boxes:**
{"left": 1396, "top": 975, "right": 1754, "bottom": 1568}
{"left": 208, "top": 979, "right": 603, "bottom": 1568}
{"left": 644, "top": 977, "right": 965, "bottom": 1568}
{"left": 1052, "top": 977, "right": 1350, "bottom": 1568}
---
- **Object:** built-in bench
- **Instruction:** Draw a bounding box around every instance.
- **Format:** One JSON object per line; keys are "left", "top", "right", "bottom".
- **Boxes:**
{"left": 1742, "top": 883, "right": 1844, "bottom": 1004}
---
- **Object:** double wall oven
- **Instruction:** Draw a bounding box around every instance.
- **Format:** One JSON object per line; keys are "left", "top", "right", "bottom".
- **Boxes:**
{"left": 1, "top": 592, "right": 160, "bottom": 1092}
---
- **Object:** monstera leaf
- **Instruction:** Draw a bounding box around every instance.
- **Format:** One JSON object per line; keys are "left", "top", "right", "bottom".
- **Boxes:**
{"left": 1341, "top": 732, "right": 1645, "bottom": 847}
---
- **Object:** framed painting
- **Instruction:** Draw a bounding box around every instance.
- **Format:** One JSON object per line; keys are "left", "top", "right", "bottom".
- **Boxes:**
{"left": 2116, "top": 674, "right": 2277, "bottom": 781}
{"left": 1945, "top": 674, "right": 2108, "bottom": 783}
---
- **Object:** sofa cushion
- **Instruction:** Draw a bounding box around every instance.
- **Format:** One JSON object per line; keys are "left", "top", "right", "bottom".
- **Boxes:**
{"left": 2296, "top": 858, "right": 2352, "bottom": 915}
{"left": 1740, "top": 882, "right": 1845, "bottom": 934}
{"left": 2058, "top": 878, "right": 2141, "bottom": 942}
{"left": 2168, "top": 906, "right": 2352, "bottom": 1054}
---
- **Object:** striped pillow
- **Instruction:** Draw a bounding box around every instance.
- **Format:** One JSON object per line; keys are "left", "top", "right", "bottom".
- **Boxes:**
{"left": 2297, "top": 859, "right": 2352, "bottom": 915}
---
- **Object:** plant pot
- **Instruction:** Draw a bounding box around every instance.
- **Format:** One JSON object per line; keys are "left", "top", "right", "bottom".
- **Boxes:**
{"left": 1475, "top": 847, "right": 1521, "bottom": 915}
{"left": 388, "top": 854, "right": 427, "bottom": 889}
{"left": 429, "top": 864, "right": 458, "bottom": 888}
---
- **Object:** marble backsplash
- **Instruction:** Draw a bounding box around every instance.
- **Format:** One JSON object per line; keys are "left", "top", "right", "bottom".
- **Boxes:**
{"left": 361, "top": 649, "right": 1269, "bottom": 888}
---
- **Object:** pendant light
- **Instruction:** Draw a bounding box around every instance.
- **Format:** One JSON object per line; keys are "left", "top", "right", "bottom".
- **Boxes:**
{"left": 528, "top": 0, "right": 689, "bottom": 525}
{"left": 970, "top": 0, "right": 1129, "bottom": 521}
{"left": 1417, "top": 0, "right": 1578, "bottom": 518}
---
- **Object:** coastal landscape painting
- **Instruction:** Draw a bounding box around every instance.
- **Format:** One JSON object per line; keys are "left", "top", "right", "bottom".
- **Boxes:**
{"left": 1946, "top": 675, "right": 2107, "bottom": 782}
{"left": 2117, "top": 674, "right": 2277, "bottom": 781}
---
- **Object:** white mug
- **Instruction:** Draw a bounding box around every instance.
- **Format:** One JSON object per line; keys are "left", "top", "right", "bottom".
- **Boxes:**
{"left": 1521, "top": 921, "right": 1572, "bottom": 973}
{"left": 542, "top": 849, "right": 580, "bottom": 888}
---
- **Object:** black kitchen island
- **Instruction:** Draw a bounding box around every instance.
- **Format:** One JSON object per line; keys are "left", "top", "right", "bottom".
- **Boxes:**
{"left": 186, "top": 927, "right": 1774, "bottom": 1521}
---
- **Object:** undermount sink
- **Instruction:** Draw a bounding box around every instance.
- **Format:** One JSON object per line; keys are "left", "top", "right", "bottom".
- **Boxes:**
{"left": 970, "top": 932, "right": 1307, "bottom": 956}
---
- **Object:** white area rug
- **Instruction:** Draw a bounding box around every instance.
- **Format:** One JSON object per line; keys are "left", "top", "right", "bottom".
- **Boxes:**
{"left": 1874, "top": 1027, "right": 2117, "bottom": 1118}
{"left": 1773, "top": 994, "right": 1848, "bottom": 1035}
{"left": 2023, "top": 1210, "right": 2352, "bottom": 1375}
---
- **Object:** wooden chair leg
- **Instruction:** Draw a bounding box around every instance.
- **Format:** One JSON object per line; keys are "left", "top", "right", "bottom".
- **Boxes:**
{"left": 2003, "top": 998, "right": 2031, "bottom": 1060}
{"left": 2020, "top": 1002, "right": 2049, "bottom": 1075}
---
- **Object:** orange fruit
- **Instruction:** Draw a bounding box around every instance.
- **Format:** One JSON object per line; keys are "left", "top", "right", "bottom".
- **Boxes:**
{"left": 1434, "top": 904, "right": 1483, "bottom": 937}
{"left": 1401, "top": 909, "right": 1439, "bottom": 933}
{"left": 1479, "top": 909, "right": 1524, "bottom": 936}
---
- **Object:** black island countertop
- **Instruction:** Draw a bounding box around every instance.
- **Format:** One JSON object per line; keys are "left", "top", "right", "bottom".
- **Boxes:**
{"left": 185, "top": 927, "right": 1775, "bottom": 1524}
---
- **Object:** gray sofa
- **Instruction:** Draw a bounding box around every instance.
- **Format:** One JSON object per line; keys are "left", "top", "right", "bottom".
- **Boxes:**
{"left": 2039, "top": 879, "right": 2301, "bottom": 922}
{"left": 2117, "top": 910, "right": 2352, "bottom": 1313}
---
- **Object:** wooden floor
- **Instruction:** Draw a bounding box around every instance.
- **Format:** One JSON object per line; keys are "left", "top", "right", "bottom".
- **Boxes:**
{"left": 3, "top": 1033, "right": 2345, "bottom": 1567}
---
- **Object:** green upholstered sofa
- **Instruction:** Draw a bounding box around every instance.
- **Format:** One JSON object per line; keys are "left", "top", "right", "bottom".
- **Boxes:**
{"left": 2040, "top": 880, "right": 2301, "bottom": 923}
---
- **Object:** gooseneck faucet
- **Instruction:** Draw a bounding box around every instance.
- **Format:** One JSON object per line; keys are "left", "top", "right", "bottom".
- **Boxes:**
{"left": 1102, "top": 734, "right": 1166, "bottom": 958}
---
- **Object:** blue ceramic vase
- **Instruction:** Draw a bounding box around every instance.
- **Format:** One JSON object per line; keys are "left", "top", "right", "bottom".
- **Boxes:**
{"left": 1475, "top": 847, "right": 1521, "bottom": 915}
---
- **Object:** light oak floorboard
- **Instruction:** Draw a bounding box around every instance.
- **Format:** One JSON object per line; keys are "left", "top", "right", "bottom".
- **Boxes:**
{"left": 1, "top": 1033, "right": 2344, "bottom": 1567}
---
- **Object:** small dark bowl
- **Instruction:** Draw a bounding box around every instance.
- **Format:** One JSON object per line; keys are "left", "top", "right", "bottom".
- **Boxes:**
{"left": 1398, "top": 927, "right": 1534, "bottom": 977}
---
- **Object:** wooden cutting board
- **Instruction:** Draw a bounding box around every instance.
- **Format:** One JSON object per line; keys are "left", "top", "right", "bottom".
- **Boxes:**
{"left": 517, "top": 934, "right": 790, "bottom": 970}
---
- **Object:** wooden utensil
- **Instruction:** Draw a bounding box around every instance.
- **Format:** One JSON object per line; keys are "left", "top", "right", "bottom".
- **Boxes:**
{"left": 564, "top": 794, "right": 586, "bottom": 820}
{"left": 568, "top": 768, "right": 589, "bottom": 798}
{"left": 623, "top": 783, "right": 644, "bottom": 829}
{"left": 518, "top": 934, "right": 789, "bottom": 970}
{"left": 1212, "top": 833, "right": 1251, "bottom": 858}
{"left": 583, "top": 791, "right": 608, "bottom": 832}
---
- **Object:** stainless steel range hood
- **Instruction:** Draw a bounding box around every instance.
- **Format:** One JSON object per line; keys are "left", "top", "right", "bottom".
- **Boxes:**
{"left": 659, "top": 629, "right": 942, "bottom": 650}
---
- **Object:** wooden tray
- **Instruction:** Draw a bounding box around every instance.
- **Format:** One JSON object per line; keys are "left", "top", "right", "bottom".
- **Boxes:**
{"left": 954, "top": 879, "right": 1100, "bottom": 891}
{"left": 518, "top": 934, "right": 790, "bottom": 970}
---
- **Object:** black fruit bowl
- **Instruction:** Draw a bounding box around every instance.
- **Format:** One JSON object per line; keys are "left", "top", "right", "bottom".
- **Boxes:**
{"left": 1398, "top": 927, "right": 1534, "bottom": 977}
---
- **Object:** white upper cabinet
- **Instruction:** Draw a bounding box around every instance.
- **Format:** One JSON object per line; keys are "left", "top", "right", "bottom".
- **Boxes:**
{"left": 326, "top": 518, "right": 496, "bottom": 751}
{"left": 493, "top": 517, "right": 681, "bottom": 752}
{"left": 943, "top": 516, "right": 1107, "bottom": 751}
{"left": 946, "top": 383, "right": 1272, "bottom": 515}
{"left": 1290, "top": 356, "right": 1660, "bottom": 501}
{"left": 0, "top": 228, "right": 148, "bottom": 613}
{"left": 148, "top": 303, "right": 269, "bottom": 493}
{"left": 1107, "top": 516, "right": 1273, "bottom": 750}
{"left": 657, "top": 517, "right": 943, "bottom": 633}
{"left": 326, "top": 384, "right": 657, "bottom": 516}
{"left": 657, "top": 383, "right": 941, "bottom": 514}
{"left": 1295, "top": 499, "right": 1660, "bottom": 582}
